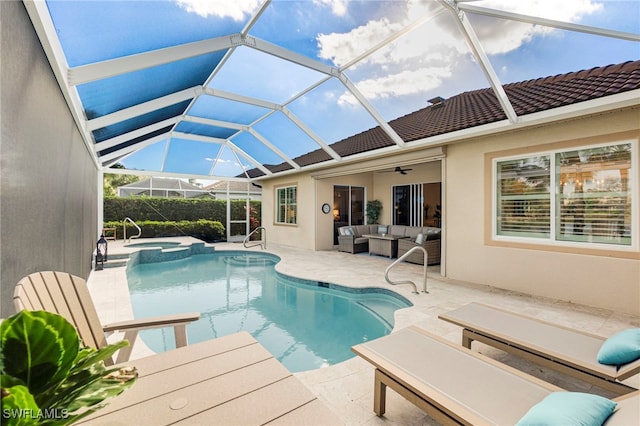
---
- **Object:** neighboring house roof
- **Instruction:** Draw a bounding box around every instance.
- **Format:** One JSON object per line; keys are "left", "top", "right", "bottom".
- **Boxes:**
{"left": 118, "top": 177, "right": 207, "bottom": 196}
{"left": 204, "top": 181, "right": 262, "bottom": 194}
{"left": 247, "top": 60, "right": 640, "bottom": 178}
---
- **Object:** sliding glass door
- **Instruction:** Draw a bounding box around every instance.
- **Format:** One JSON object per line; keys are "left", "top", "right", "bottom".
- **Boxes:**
{"left": 333, "top": 186, "right": 365, "bottom": 244}
{"left": 393, "top": 183, "right": 441, "bottom": 227}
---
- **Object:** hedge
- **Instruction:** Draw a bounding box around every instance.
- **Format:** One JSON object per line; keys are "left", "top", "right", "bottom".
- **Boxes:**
{"left": 103, "top": 220, "right": 225, "bottom": 242}
{"left": 103, "top": 197, "right": 260, "bottom": 223}
{"left": 105, "top": 197, "right": 222, "bottom": 221}
{"left": 103, "top": 197, "right": 262, "bottom": 242}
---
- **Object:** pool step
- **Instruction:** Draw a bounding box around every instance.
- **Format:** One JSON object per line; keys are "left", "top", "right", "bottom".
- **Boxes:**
{"left": 224, "top": 255, "right": 278, "bottom": 267}
{"left": 94, "top": 252, "right": 130, "bottom": 269}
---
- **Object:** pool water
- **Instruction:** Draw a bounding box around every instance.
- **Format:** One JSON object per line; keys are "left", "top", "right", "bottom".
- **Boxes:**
{"left": 126, "top": 252, "right": 411, "bottom": 372}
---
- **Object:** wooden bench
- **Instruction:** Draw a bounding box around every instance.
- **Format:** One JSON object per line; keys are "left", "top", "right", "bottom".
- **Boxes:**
{"left": 103, "top": 227, "right": 117, "bottom": 240}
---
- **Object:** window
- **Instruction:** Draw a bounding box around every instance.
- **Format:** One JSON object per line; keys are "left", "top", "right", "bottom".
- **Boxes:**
{"left": 494, "top": 142, "right": 634, "bottom": 248}
{"left": 276, "top": 185, "right": 297, "bottom": 225}
{"left": 496, "top": 155, "right": 551, "bottom": 238}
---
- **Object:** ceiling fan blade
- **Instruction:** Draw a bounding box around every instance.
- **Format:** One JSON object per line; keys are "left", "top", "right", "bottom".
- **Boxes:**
{"left": 377, "top": 166, "right": 412, "bottom": 173}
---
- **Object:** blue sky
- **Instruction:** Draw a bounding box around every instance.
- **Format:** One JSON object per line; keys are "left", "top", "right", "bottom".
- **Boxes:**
{"left": 46, "top": 0, "right": 640, "bottom": 180}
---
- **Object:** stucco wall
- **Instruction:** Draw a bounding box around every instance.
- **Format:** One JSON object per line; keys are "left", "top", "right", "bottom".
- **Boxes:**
{"left": 262, "top": 176, "right": 316, "bottom": 250}
{"left": 1, "top": 2, "right": 98, "bottom": 317}
{"left": 445, "top": 108, "right": 640, "bottom": 315}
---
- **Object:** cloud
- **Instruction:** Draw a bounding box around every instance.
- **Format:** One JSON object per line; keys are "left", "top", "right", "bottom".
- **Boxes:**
{"left": 318, "top": 0, "right": 603, "bottom": 101}
{"left": 313, "top": 0, "right": 348, "bottom": 17}
{"left": 338, "top": 66, "right": 452, "bottom": 106}
{"left": 470, "top": 0, "right": 603, "bottom": 54}
{"left": 175, "top": 0, "right": 261, "bottom": 21}
{"left": 318, "top": 18, "right": 404, "bottom": 67}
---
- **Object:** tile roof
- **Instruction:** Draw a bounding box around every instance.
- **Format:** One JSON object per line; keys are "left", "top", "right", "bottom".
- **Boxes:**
{"left": 249, "top": 60, "right": 640, "bottom": 178}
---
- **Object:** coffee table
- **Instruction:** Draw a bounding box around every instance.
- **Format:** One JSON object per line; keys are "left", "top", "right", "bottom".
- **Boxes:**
{"left": 363, "top": 234, "right": 408, "bottom": 258}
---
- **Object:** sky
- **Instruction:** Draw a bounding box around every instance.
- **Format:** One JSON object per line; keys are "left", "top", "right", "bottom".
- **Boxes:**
{"left": 45, "top": 0, "right": 640, "bottom": 180}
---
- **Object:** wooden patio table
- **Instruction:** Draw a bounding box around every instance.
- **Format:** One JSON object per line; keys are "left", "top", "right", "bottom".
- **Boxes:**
{"left": 79, "top": 332, "right": 342, "bottom": 425}
{"left": 363, "top": 234, "right": 409, "bottom": 258}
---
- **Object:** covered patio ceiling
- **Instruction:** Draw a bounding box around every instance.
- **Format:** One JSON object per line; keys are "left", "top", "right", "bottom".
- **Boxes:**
{"left": 25, "top": 0, "right": 639, "bottom": 182}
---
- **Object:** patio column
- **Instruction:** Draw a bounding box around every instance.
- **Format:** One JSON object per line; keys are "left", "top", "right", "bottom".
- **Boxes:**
{"left": 97, "top": 169, "right": 104, "bottom": 238}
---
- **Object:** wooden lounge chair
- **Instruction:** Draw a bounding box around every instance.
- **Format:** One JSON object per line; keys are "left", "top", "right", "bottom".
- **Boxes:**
{"left": 352, "top": 326, "right": 639, "bottom": 425}
{"left": 439, "top": 302, "right": 640, "bottom": 395}
{"left": 14, "top": 271, "right": 200, "bottom": 365}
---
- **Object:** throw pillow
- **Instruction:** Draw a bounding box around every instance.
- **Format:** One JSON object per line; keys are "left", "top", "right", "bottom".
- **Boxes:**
{"left": 597, "top": 328, "right": 640, "bottom": 365}
{"left": 415, "top": 233, "right": 424, "bottom": 245}
{"left": 516, "top": 392, "right": 617, "bottom": 426}
{"left": 344, "top": 228, "right": 353, "bottom": 236}
{"left": 425, "top": 229, "right": 441, "bottom": 240}
{"left": 377, "top": 225, "right": 388, "bottom": 234}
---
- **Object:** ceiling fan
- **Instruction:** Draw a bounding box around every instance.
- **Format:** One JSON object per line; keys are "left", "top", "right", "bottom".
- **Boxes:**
{"left": 379, "top": 166, "right": 412, "bottom": 175}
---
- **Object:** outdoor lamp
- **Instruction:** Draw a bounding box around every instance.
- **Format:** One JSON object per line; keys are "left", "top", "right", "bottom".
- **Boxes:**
{"left": 96, "top": 234, "right": 108, "bottom": 269}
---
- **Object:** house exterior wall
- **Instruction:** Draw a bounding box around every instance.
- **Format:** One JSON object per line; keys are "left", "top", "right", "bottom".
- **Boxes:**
{"left": 261, "top": 108, "right": 638, "bottom": 315}
{"left": 445, "top": 107, "right": 640, "bottom": 315}
{"left": 262, "top": 175, "right": 316, "bottom": 250}
{"left": 1, "top": 2, "right": 98, "bottom": 316}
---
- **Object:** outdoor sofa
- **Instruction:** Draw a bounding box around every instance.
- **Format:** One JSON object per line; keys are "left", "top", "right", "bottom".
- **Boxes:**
{"left": 337, "top": 224, "right": 441, "bottom": 265}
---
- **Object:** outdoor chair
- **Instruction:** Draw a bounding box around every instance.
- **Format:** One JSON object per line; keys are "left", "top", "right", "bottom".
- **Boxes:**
{"left": 397, "top": 232, "right": 441, "bottom": 265}
{"left": 14, "top": 271, "right": 200, "bottom": 365}
{"left": 439, "top": 302, "right": 640, "bottom": 395}
{"left": 352, "top": 326, "right": 639, "bottom": 425}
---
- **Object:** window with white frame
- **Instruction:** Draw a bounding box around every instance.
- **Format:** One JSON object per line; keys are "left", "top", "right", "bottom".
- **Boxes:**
{"left": 276, "top": 185, "right": 297, "bottom": 225}
{"left": 494, "top": 142, "right": 634, "bottom": 247}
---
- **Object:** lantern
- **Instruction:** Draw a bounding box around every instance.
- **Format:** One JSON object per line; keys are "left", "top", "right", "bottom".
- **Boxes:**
{"left": 96, "top": 234, "right": 108, "bottom": 270}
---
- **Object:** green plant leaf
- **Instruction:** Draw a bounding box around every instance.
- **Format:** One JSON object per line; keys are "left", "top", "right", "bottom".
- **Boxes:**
{"left": 72, "top": 340, "right": 129, "bottom": 372}
{"left": 0, "top": 384, "right": 39, "bottom": 426}
{"left": 0, "top": 311, "right": 79, "bottom": 398}
{"left": 39, "top": 341, "right": 136, "bottom": 419}
{"left": 2, "top": 311, "right": 137, "bottom": 424}
{"left": 63, "top": 366, "right": 137, "bottom": 414}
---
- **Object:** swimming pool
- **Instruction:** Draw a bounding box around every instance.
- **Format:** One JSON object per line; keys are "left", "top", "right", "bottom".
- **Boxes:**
{"left": 126, "top": 251, "right": 411, "bottom": 372}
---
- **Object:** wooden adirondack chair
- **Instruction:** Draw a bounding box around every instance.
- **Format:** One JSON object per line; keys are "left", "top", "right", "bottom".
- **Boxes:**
{"left": 14, "top": 271, "right": 200, "bottom": 365}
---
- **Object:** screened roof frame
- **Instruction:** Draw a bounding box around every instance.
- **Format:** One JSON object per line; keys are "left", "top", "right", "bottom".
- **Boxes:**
{"left": 24, "top": 0, "right": 640, "bottom": 182}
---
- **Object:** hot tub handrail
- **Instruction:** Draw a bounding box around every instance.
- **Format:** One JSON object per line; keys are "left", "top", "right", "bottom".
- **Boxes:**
{"left": 384, "top": 246, "right": 428, "bottom": 294}
{"left": 243, "top": 227, "right": 266, "bottom": 250}
{"left": 123, "top": 217, "right": 141, "bottom": 243}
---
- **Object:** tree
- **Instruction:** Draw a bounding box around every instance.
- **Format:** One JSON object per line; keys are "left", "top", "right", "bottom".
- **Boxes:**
{"left": 103, "top": 164, "right": 141, "bottom": 197}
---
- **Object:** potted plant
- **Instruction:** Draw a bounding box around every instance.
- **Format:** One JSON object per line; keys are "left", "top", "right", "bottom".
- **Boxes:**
{"left": 1, "top": 310, "right": 137, "bottom": 425}
{"left": 366, "top": 200, "right": 383, "bottom": 224}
